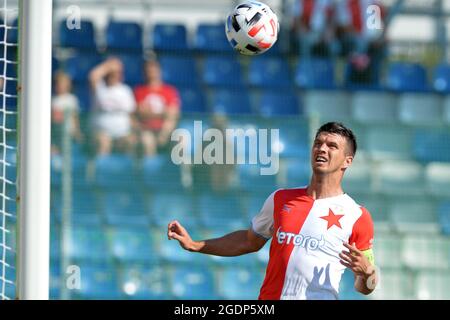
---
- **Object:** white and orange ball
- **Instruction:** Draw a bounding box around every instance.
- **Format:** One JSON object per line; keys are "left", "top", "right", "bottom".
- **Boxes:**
{"left": 225, "top": 1, "right": 279, "bottom": 55}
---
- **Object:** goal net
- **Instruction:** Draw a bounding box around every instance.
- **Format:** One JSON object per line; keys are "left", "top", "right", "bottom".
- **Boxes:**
{"left": 0, "top": 0, "right": 18, "bottom": 301}
{"left": 1, "top": 0, "right": 52, "bottom": 300}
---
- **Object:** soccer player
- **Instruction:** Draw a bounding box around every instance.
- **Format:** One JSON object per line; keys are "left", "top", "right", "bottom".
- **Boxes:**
{"left": 167, "top": 122, "right": 377, "bottom": 300}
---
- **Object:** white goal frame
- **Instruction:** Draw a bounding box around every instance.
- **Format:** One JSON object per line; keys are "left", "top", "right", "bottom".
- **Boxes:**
{"left": 16, "top": 0, "right": 52, "bottom": 300}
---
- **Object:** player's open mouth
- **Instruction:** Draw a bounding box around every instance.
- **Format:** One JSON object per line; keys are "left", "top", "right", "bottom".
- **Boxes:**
{"left": 315, "top": 156, "right": 327, "bottom": 163}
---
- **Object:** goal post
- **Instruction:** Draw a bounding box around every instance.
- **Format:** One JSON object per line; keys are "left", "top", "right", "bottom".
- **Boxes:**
{"left": 16, "top": 0, "right": 52, "bottom": 300}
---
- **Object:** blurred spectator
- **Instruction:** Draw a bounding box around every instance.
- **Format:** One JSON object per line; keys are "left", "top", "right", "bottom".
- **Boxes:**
{"left": 89, "top": 57, "right": 136, "bottom": 155}
{"left": 51, "top": 71, "right": 82, "bottom": 155}
{"left": 334, "top": 0, "right": 387, "bottom": 82}
{"left": 133, "top": 59, "right": 180, "bottom": 157}
{"left": 290, "top": 0, "right": 336, "bottom": 58}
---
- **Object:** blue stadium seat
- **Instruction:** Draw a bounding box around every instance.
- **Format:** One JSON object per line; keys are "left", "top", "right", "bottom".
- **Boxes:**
{"left": 59, "top": 20, "right": 96, "bottom": 50}
{"left": 158, "top": 228, "right": 208, "bottom": 265}
{"left": 218, "top": 267, "right": 264, "bottom": 299}
{"left": 202, "top": 56, "right": 244, "bottom": 87}
{"left": 376, "top": 160, "right": 425, "bottom": 197}
{"left": 414, "top": 271, "right": 450, "bottom": 299}
{"left": 248, "top": 57, "right": 291, "bottom": 87}
{"left": 275, "top": 122, "right": 310, "bottom": 159}
{"left": 49, "top": 260, "right": 60, "bottom": 299}
{"left": 109, "top": 227, "right": 154, "bottom": 262}
{"left": 195, "top": 23, "right": 232, "bottom": 53}
{"left": 178, "top": 86, "right": 207, "bottom": 113}
{"left": 159, "top": 55, "right": 198, "bottom": 86}
{"left": 344, "top": 60, "right": 381, "bottom": 90}
{"left": 50, "top": 225, "right": 60, "bottom": 260}
{"left": 51, "top": 152, "right": 90, "bottom": 188}
{"left": 433, "top": 64, "right": 450, "bottom": 93}
{"left": 171, "top": 266, "right": 216, "bottom": 299}
{"left": 303, "top": 91, "right": 351, "bottom": 120}
{"left": 119, "top": 263, "right": 171, "bottom": 299}
{"left": 365, "top": 125, "right": 413, "bottom": 160}
{"left": 389, "top": 200, "right": 438, "bottom": 233}
{"left": 238, "top": 164, "right": 278, "bottom": 194}
{"left": 211, "top": 89, "right": 253, "bottom": 115}
{"left": 243, "top": 192, "right": 270, "bottom": 223}
{"left": 351, "top": 92, "right": 397, "bottom": 124}
{"left": 413, "top": 130, "right": 450, "bottom": 163}
{"left": 284, "top": 158, "right": 310, "bottom": 188}
{"left": 295, "top": 58, "right": 335, "bottom": 89}
{"left": 52, "top": 56, "right": 60, "bottom": 74}
{"left": 114, "top": 54, "right": 144, "bottom": 85}
{"left": 386, "top": 62, "right": 428, "bottom": 92}
{"left": 94, "top": 154, "right": 136, "bottom": 190}
{"left": 67, "top": 226, "right": 110, "bottom": 261}
{"left": 438, "top": 201, "right": 450, "bottom": 235}
{"left": 51, "top": 188, "right": 103, "bottom": 226}
{"left": 101, "top": 190, "right": 149, "bottom": 227}
{"left": 258, "top": 90, "right": 301, "bottom": 117}
{"left": 370, "top": 268, "right": 414, "bottom": 300}
{"left": 72, "top": 84, "right": 91, "bottom": 112}
{"left": 173, "top": 118, "right": 209, "bottom": 158}
{"left": 106, "top": 21, "right": 143, "bottom": 51}
{"left": 402, "top": 234, "right": 449, "bottom": 270}
{"left": 198, "top": 193, "right": 246, "bottom": 229}
{"left": 142, "top": 155, "right": 183, "bottom": 190}
{"left": 425, "top": 163, "right": 450, "bottom": 197}
{"left": 398, "top": 93, "right": 443, "bottom": 125}
{"left": 355, "top": 195, "right": 389, "bottom": 224}
{"left": 64, "top": 53, "right": 102, "bottom": 83}
{"left": 150, "top": 192, "right": 197, "bottom": 228}
{"left": 152, "top": 23, "right": 189, "bottom": 52}
{"left": 445, "top": 97, "right": 450, "bottom": 125}
{"left": 341, "top": 158, "right": 373, "bottom": 195}
{"left": 73, "top": 262, "right": 120, "bottom": 299}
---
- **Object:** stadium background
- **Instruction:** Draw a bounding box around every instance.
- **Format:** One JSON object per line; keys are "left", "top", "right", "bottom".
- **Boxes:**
{"left": 3, "top": 0, "right": 450, "bottom": 300}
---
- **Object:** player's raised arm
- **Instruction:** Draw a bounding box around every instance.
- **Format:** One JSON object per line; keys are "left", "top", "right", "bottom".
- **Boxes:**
{"left": 167, "top": 220, "right": 267, "bottom": 256}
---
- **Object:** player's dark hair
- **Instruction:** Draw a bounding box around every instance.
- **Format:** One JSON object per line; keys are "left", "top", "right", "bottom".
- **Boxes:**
{"left": 315, "top": 122, "right": 357, "bottom": 156}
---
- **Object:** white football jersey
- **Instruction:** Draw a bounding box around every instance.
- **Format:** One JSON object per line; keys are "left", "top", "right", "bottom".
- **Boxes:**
{"left": 252, "top": 187, "right": 374, "bottom": 300}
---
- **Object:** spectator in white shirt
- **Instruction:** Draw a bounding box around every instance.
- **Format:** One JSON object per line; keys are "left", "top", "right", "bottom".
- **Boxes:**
{"left": 89, "top": 57, "right": 136, "bottom": 155}
{"left": 51, "top": 71, "right": 82, "bottom": 155}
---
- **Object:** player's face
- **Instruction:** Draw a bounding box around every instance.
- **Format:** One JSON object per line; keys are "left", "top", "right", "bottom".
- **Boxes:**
{"left": 311, "top": 132, "right": 353, "bottom": 175}
{"left": 145, "top": 62, "right": 161, "bottom": 83}
{"left": 55, "top": 76, "right": 71, "bottom": 95}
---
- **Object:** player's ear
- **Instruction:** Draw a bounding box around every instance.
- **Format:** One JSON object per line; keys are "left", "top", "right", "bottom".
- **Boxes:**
{"left": 342, "top": 155, "right": 353, "bottom": 169}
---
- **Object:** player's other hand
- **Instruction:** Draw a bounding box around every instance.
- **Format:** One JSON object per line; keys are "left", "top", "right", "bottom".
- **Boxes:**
{"left": 339, "top": 242, "right": 373, "bottom": 278}
{"left": 167, "top": 220, "right": 196, "bottom": 252}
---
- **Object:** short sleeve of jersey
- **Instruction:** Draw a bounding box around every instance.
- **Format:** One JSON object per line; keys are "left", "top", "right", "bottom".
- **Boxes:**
{"left": 133, "top": 85, "right": 146, "bottom": 104}
{"left": 166, "top": 85, "right": 181, "bottom": 109}
{"left": 251, "top": 190, "right": 277, "bottom": 239}
{"left": 348, "top": 207, "right": 374, "bottom": 251}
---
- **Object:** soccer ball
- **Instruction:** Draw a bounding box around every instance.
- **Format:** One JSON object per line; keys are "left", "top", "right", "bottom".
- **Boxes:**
{"left": 225, "top": 1, "right": 279, "bottom": 55}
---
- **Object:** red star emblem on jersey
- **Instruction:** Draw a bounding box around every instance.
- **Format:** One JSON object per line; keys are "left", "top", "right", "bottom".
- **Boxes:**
{"left": 320, "top": 209, "right": 344, "bottom": 230}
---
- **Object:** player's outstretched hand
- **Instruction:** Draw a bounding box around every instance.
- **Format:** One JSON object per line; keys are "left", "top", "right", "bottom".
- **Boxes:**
{"left": 167, "top": 220, "right": 196, "bottom": 251}
{"left": 339, "top": 242, "right": 373, "bottom": 277}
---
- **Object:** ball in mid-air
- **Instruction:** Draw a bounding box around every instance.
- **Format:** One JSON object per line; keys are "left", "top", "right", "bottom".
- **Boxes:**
{"left": 225, "top": 1, "right": 279, "bottom": 55}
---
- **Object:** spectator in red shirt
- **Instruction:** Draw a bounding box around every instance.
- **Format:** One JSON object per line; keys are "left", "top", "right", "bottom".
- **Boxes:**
{"left": 134, "top": 59, "right": 181, "bottom": 157}
{"left": 335, "top": 0, "right": 387, "bottom": 69}
{"left": 290, "top": 0, "right": 336, "bottom": 58}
